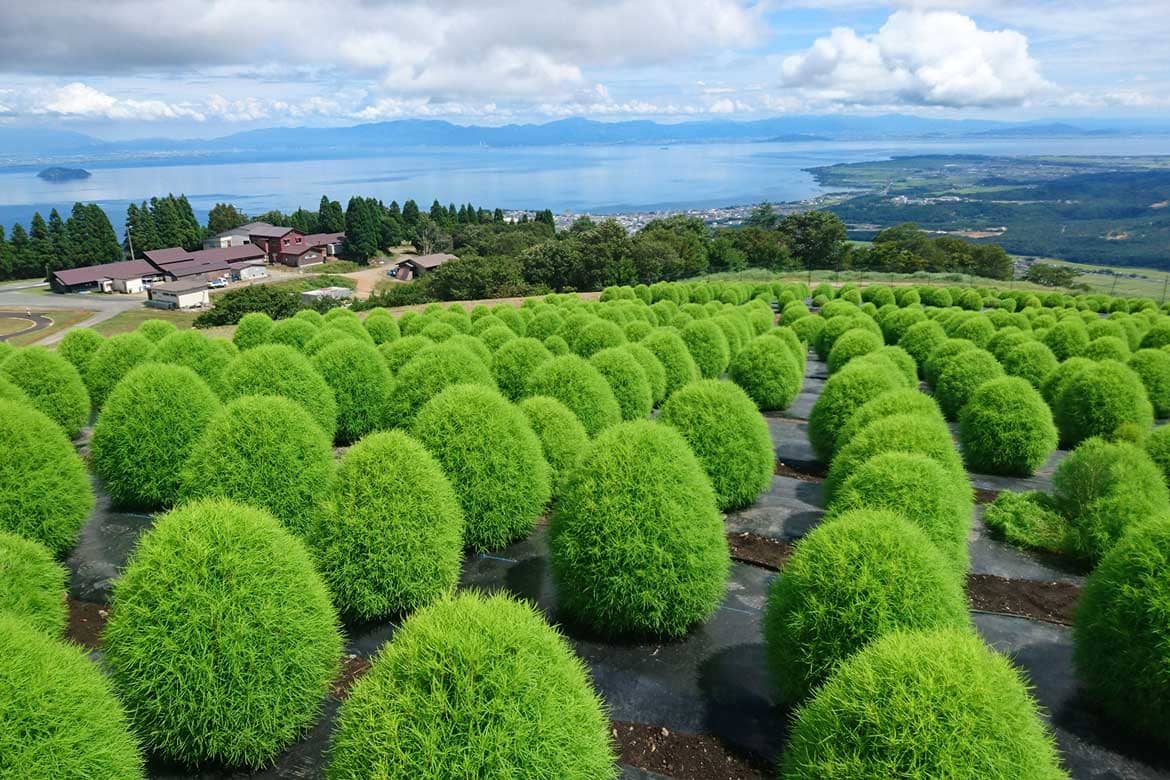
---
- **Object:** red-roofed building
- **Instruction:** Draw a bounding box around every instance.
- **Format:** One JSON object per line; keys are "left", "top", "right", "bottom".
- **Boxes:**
{"left": 50, "top": 260, "right": 164, "bottom": 294}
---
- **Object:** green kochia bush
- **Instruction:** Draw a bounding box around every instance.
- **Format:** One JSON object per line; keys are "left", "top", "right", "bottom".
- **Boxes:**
{"left": 1075, "top": 516, "right": 1170, "bottom": 748}
{"left": 589, "top": 347, "right": 652, "bottom": 421}
{"left": 0, "top": 530, "right": 67, "bottom": 635}
{"left": 1147, "top": 425, "right": 1170, "bottom": 484}
{"left": 983, "top": 491, "right": 1068, "bottom": 555}
{"left": 379, "top": 334, "right": 432, "bottom": 372}
{"left": 0, "top": 346, "right": 90, "bottom": 436}
{"left": 311, "top": 340, "right": 395, "bottom": 443}
{"left": 959, "top": 376, "right": 1058, "bottom": 476}
{"left": 573, "top": 318, "right": 626, "bottom": 357}
{"left": 232, "top": 311, "right": 273, "bottom": 349}
{"left": 1054, "top": 359, "right": 1153, "bottom": 446}
{"left": 267, "top": 317, "right": 320, "bottom": 351}
{"left": 835, "top": 389, "right": 945, "bottom": 452}
{"left": 681, "top": 319, "right": 731, "bottom": 379}
{"left": 935, "top": 348, "right": 1003, "bottom": 420}
{"left": 897, "top": 319, "right": 947, "bottom": 371}
{"left": 782, "top": 628, "right": 1065, "bottom": 780}
{"left": 104, "top": 499, "right": 342, "bottom": 768}
{"left": 659, "top": 379, "right": 773, "bottom": 511}
{"left": 413, "top": 384, "right": 551, "bottom": 551}
{"left": 137, "top": 318, "right": 178, "bottom": 342}
{"left": 492, "top": 337, "right": 552, "bottom": 401}
{"left": 622, "top": 342, "right": 667, "bottom": 405}
{"left": 1002, "top": 340, "right": 1059, "bottom": 388}
{"left": 922, "top": 338, "right": 976, "bottom": 388}
{"left": 550, "top": 420, "right": 729, "bottom": 637}
{"left": 1052, "top": 437, "right": 1170, "bottom": 561}
{"left": 1128, "top": 348, "right": 1170, "bottom": 417}
{"left": 526, "top": 354, "right": 621, "bottom": 435}
{"left": 642, "top": 328, "right": 699, "bottom": 400}
{"left": 56, "top": 326, "right": 105, "bottom": 379}
{"left": 310, "top": 431, "right": 462, "bottom": 619}
{"left": 808, "top": 359, "right": 908, "bottom": 460}
{"left": 763, "top": 510, "right": 970, "bottom": 704}
{"left": 1, "top": 612, "right": 143, "bottom": 779}
{"left": 828, "top": 453, "right": 972, "bottom": 578}
{"left": 729, "top": 335, "right": 803, "bottom": 411}
{"left": 150, "top": 330, "right": 235, "bottom": 387}
{"left": 519, "top": 395, "right": 590, "bottom": 496}
{"left": 0, "top": 399, "right": 94, "bottom": 554}
{"left": 362, "top": 310, "right": 400, "bottom": 344}
{"left": 218, "top": 343, "right": 338, "bottom": 439}
{"left": 85, "top": 332, "right": 155, "bottom": 408}
{"left": 91, "top": 364, "right": 221, "bottom": 509}
{"left": 178, "top": 395, "right": 334, "bottom": 536}
{"left": 826, "top": 328, "right": 882, "bottom": 374}
{"left": 327, "top": 592, "right": 616, "bottom": 779}
{"left": 391, "top": 342, "right": 498, "bottom": 425}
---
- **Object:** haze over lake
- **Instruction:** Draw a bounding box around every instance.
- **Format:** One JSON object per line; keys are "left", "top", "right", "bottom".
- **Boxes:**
{"left": 4, "top": 134, "right": 1170, "bottom": 233}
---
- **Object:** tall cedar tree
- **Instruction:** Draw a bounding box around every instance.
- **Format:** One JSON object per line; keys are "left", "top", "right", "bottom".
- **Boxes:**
{"left": 0, "top": 226, "right": 10, "bottom": 278}
{"left": 207, "top": 203, "right": 249, "bottom": 236}
{"left": 66, "top": 203, "right": 122, "bottom": 268}
{"left": 402, "top": 199, "right": 420, "bottom": 227}
{"left": 27, "top": 213, "right": 58, "bottom": 273}
{"left": 317, "top": 196, "right": 345, "bottom": 233}
{"left": 47, "top": 209, "right": 70, "bottom": 264}
{"left": 344, "top": 197, "right": 380, "bottom": 262}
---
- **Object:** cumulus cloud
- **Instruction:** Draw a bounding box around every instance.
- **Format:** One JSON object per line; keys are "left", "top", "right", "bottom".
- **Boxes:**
{"left": 779, "top": 10, "right": 1049, "bottom": 107}
{"left": 35, "top": 82, "right": 206, "bottom": 121}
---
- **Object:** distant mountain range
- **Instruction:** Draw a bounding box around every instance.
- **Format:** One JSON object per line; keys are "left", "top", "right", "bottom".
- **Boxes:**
{"left": 1, "top": 115, "right": 1167, "bottom": 166}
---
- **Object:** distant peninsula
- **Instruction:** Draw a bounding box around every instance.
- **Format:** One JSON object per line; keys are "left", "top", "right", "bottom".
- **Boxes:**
{"left": 37, "top": 166, "right": 91, "bottom": 182}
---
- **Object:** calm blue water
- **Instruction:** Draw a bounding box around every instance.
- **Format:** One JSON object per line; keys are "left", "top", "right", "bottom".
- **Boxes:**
{"left": 3, "top": 135, "right": 1170, "bottom": 234}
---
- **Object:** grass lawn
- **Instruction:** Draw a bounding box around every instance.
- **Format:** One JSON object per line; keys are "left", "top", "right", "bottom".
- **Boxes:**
{"left": 269, "top": 274, "right": 358, "bottom": 293}
{"left": 92, "top": 308, "right": 201, "bottom": 337}
{"left": 0, "top": 317, "right": 34, "bottom": 337}
{"left": 1026, "top": 257, "right": 1170, "bottom": 300}
{"left": 10, "top": 310, "right": 92, "bottom": 346}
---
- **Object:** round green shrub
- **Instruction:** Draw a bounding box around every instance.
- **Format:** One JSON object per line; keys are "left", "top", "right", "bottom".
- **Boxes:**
{"left": 1002, "top": 340, "right": 1059, "bottom": 388}
{"left": 589, "top": 347, "right": 652, "bottom": 422}
{"left": 817, "top": 315, "right": 879, "bottom": 360}
{"left": 327, "top": 592, "right": 615, "bottom": 779}
{"left": 986, "top": 327, "right": 1029, "bottom": 361}
{"left": 150, "top": 329, "right": 234, "bottom": 387}
{"left": 518, "top": 395, "right": 590, "bottom": 496}
{"left": 0, "top": 530, "right": 66, "bottom": 635}
{"left": 0, "top": 374, "right": 29, "bottom": 406}
{"left": 953, "top": 315, "right": 995, "bottom": 347}
{"left": 390, "top": 341, "right": 497, "bottom": 425}
{"left": 526, "top": 354, "right": 621, "bottom": 436}
{"left": 1041, "top": 355, "right": 1094, "bottom": 406}
{"left": 302, "top": 325, "right": 360, "bottom": 356}
{"left": 642, "top": 328, "right": 699, "bottom": 400}
{"left": 413, "top": 384, "right": 551, "bottom": 550}
{"left": 1082, "top": 336, "right": 1130, "bottom": 362}
{"left": 782, "top": 628, "right": 1065, "bottom": 779}
{"left": 379, "top": 333, "right": 432, "bottom": 372}
{"left": 363, "top": 311, "right": 400, "bottom": 344}
{"left": 134, "top": 318, "right": 176, "bottom": 342}
{"left": 420, "top": 320, "right": 457, "bottom": 342}
{"left": 808, "top": 359, "right": 907, "bottom": 460}
{"left": 294, "top": 308, "right": 325, "bottom": 327}
{"left": 1128, "top": 348, "right": 1170, "bottom": 417}
{"left": 828, "top": 453, "right": 971, "bottom": 577}
{"left": 897, "top": 318, "right": 947, "bottom": 370}
{"left": 311, "top": 343, "right": 392, "bottom": 446}
{"left": 268, "top": 316, "right": 320, "bottom": 351}
{"left": 659, "top": 379, "right": 773, "bottom": 511}
{"left": 310, "top": 431, "right": 462, "bottom": 619}
{"left": 104, "top": 499, "right": 341, "bottom": 767}
{"left": 477, "top": 324, "right": 516, "bottom": 351}
{"left": 544, "top": 333, "right": 570, "bottom": 355}
{"left": 0, "top": 399, "right": 94, "bottom": 553}
{"left": 446, "top": 333, "right": 492, "bottom": 368}
{"left": 879, "top": 307, "right": 924, "bottom": 345}
{"left": 922, "top": 338, "right": 977, "bottom": 388}
{"left": 764, "top": 510, "right": 969, "bottom": 703}
{"left": 1, "top": 611, "right": 143, "bottom": 779}
{"left": 321, "top": 316, "right": 375, "bottom": 346}
{"left": 91, "top": 364, "right": 220, "bottom": 508}
{"left": 958, "top": 376, "right": 1057, "bottom": 476}
{"left": 574, "top": 319, "right": 626, "bottom": 357}
{"left": 323, "top": 306, "right": 359, "bottom": 324}
{"left": 0, "top": 345, "right": 90, "bottom": 436}
{"left": 860, "top": 345, "right": 916, "bottom": 387}
{"left": 728, "top": 335, "right": 803, "bottom": 412}
{"left": 1075, "top": 516, "right": 1170, "bottom": 748}
{"left": 528, "top": 309, "right": 564, "bottom": 340}
{"left": 935, "top": 348, "right": 1003, "bottom": 420}
{"left": 492, "top": 337, "right": 552, "bottom": 401}
{"left": 1052, "top": 437, "right": 1170, "bottom": 561}
{"left": 1146, "top": 424, "right": 1170, "bottom": 484}
{"left": 178, "top": 395, "right": 334, "bottom": 536}
{"left": 982, "top": 491, "right": 1068, "bottom": 554}
{"left": 85, "top": 333, "right": 156, "bottom": 409}
{"left": 826, "top": 327, "right": 882, "bottom": 375}
{"left": 56, "top": 326, "right": 104, "bottom": 379}
{"left": 550, "top": 419, "right": 729, "bottom": 637}
{"left": 232, "top": 311, "right": 273, "bottom": 349}
{"left": 217, "top": 343, "right": 337, "bottom": 438}
{"left": 681, "top": 319, "right": 730, "bottom": 379}
{"left": 790, "top": 314, "right": 825, "bottom": 347}
{"left": 1043, "top": 318, "right": 1090, "bottom": 361}
{"left": 1140, "top": 320, "right": 1170, "bottom": 349}
{"left": 621, "top": 342, "right": 667, "bottom": 405}
{"left": 835, "top": 389, "right": 945, "bottom": 451}
{"left": 1054, "top": 359, "right": 1153, "bottom": 446}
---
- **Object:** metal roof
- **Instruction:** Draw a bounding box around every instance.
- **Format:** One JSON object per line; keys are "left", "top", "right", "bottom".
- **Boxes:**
{"left": 51, "top": 260, "right": 157, "bottom": 286}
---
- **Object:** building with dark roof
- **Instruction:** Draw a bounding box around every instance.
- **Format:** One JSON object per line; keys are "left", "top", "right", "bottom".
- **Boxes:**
{"left": 393, "top": 253, "right": 457, "bottom": 281}
{"left": 50, "top": 260, "right": 164, "bottom": 294}
{"left": 143, "top": 244, "right": 266, "bottom": 280}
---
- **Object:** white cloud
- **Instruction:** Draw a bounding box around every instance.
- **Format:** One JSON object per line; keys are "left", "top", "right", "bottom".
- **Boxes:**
{"left": 36, "top": 82, "right": 206, "bottom": 121}
{"left": 779, "top": 11, "right": 1049, "bottom": 107}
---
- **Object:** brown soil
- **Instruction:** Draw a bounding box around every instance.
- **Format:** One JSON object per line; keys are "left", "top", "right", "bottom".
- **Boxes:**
{"left": 727, "top": 531, "right": 791, "bottom": 571}
{"left": 973, "top": 487, "right": 1001, "bottom": 504}
{"left": 613, "top": 721, "right": 768, "bottom": 780}
{"left": 67, "top": 598, "right": 107, "bottom": 649}
{"left": 774, "top": 462, "right": 824, "bottom": 482}
{"left": 966, "top": 574, "right": 1080, "bottom": 625}
{"left": 331, "top": 654, "right": 372, "bottom": 699}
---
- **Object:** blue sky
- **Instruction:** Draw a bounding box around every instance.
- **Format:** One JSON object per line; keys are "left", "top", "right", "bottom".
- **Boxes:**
{"left": 0, "top": 1, "right": 1166, "bottom": 139}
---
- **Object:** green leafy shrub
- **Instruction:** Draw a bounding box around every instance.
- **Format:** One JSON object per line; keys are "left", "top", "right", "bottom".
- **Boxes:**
{"left": 0, "top": 374, "right": 29, "bottom": 405}
{"left": 378, "top": 334, "right": 432, "bottom": 372}
{"left": 922, "top": 338, "right": 977, "bottom": 388}
{"left": 55, "top": 326, "right": 104, "bottom": 379}
{"left": 826, "top": 328, "right": 882, "bottom": 374}
{"left": 544, "top": 333, "right": 570, "bottom": 355}
{"left": 232, "top": 311, "right": 274, "bottom": 349}
{"left": 953, "top": 316, "right": 995, "bottom": 347}
{"left": 1, "top": 612, "right": 143, "bottom": 779}
{"left": 659, "top": 379, "right": 773, "bottom": 511}
{"left": 1082, "top": 336, "right": 1131, "bottom": 362}
{"left": 363, "top": 311, "right": 400, "bottom": 344}
{"left": 589, "top": 347, "right": 652, "bottom": 421}
{"left": 178, "top": 395, "right": 334, "bottom": 536}
{"left": 311, "top": 340, "right": 395, "bottom": 443}
{"left": 446, "top": 333, "right": 492, "bottom": 368}
{"left": 413, "top": 384, "right": 551, "bottom": 550}
{"left": 728, "top": 334, "right": 804, "bottom": 411}
{"left": 86, "top": 332, "right": 157, "bottom": 408}
{"left": 137, "top": 318, "right": 177, "bottom": 342}
{"left": 621, "top": 342, "right": 667, "bottom": 405}
{"left": 1054, "top": 359, "right": 1153, "bottom": 446}
{"left": 1128, "top": 348, "right": 1170, "bottom": 417}
{"left": 935, "top": 348, "right": 1003, "bottom": 420}
{"left": 897, "top": 319, "right": 947, "bottom": 370}
{"left": 310, "top": 431, "right": 462, "bottom": 619}
{"left": 492, "top": 337, "right": 552, "bottom": 401}
{"left": 1146, "top": 424, "right": 1170, "bottom": 484}
{"left": 518, "top": 395, "right": 590, "bottom": 496}
{"left": 477, "top": 324, "right": 516, "bottom": 351}
{"left": 1075, "top": 516, "right": 1170, "bottom": 748}
{"left": 327, "top": 592, "right": 615, "bottom": 779}
{"left": 421, "top": 320, "right": 458, "bottom": 343}
{"left": 809, "top": 359, "right": 908, "bottom": 460}
{"left": 0, "top": 399, "right": 94, "bottom": 553}
{"left": 642, "top": 328, "right": 699, "bottom": 400}
{"left": 573, "top": 319, "right": 626, "bottom": 358}
{"left": 835, "top": 389, "right": 945, "bottom": 452}
{"left": 1043, "top": 317, "right": 1090, "bottom": 361}
{"left": 91, "top": 364, "right": 220, "bottom": 509}
{"left": 104, "top": 499, "right": 342, "bottom": 767}
{"left": 0, "top": 346, "right": 90, "bottom": 436}
{"left": 1052, "top": 437, "right": 1170, "bottom": 561}
{"left": 550, "top": 419, "right": 729, "bottom": 637}
{"left": 267, "top": 316, "right": 320, "bottom": 351}
{"left": 763, "top": 510, "right": 969, "bottom": 703}
{"left": 1001, "top": 340, "right": 1059, "bottom": 388}
{"left": 217, "top": 343, "right": 337, "bottom": 438}
{"left": 151, "top": 329, "right": 235, "bottom": 388}
{"left": 861, "top": 345, "right": 916, "bottom": 387}
{"left": 789, "top": 314, "right": 825, "bottom": 347}
{"left": 0, "top": 530, "right": 66, "bottom": 635}
{"left": 390, "top": 342, "right": 497, "bottom": 426}
{"left": 526, "top": 354, "right": 621, "bottom": 436}
{"left": 782, "top": 628, "right": 1065, "bottom": 779}
{"left": 303, "top": 325, "right": 360, "bottom": 356}
{"left": 828, "top": 453, "right": 971, "bottom": 577}
{"left": 983, "top": 491, "right": 1068, "bottom": 554}
{"left": 959, "top": 376, "right": 1057, "bottom": 476}
{"left": 681, "top": 319, "right": 731, "bottom": 379}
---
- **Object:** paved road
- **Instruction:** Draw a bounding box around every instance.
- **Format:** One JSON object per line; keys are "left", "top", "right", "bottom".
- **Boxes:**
{"left": 0, "top": 312, "right": 52, "bottom": 341}
{"left": 0, "top": 287, "right": 143, "bottom": 345}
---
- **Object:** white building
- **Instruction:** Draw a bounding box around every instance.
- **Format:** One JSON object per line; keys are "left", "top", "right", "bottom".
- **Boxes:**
{"left": 147, "top": 279, "right": 211, "bottom": 309}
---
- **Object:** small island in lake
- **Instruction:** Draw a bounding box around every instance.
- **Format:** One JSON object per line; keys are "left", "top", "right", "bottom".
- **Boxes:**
{"left": 37, "top": 166, "right": 91, "bottom": 182}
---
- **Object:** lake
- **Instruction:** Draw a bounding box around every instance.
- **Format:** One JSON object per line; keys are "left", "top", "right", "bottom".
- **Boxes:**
{"left": 4, "top": 135, "right": 1170, "bottom": 234}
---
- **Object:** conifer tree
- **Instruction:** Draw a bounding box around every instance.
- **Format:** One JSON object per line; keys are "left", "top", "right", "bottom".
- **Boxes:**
{"left": 0, "top": 225, "right": 11, "bottom": 279}
{"left": 7, "top": 223, "right": 36, "bottom": 278}
{"left": 402, "top": 199, "right": 420, "bottom": 227}
{"left": 27, "top": 212, "right": 57, "bottom": 272}
{"left": 47, "top": 208, "right": 70, "bottom": 266}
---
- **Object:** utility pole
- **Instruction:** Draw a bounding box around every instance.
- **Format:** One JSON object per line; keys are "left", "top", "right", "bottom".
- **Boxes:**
{"left": 127, "top": 228, "right": 135, "bottom": 261}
